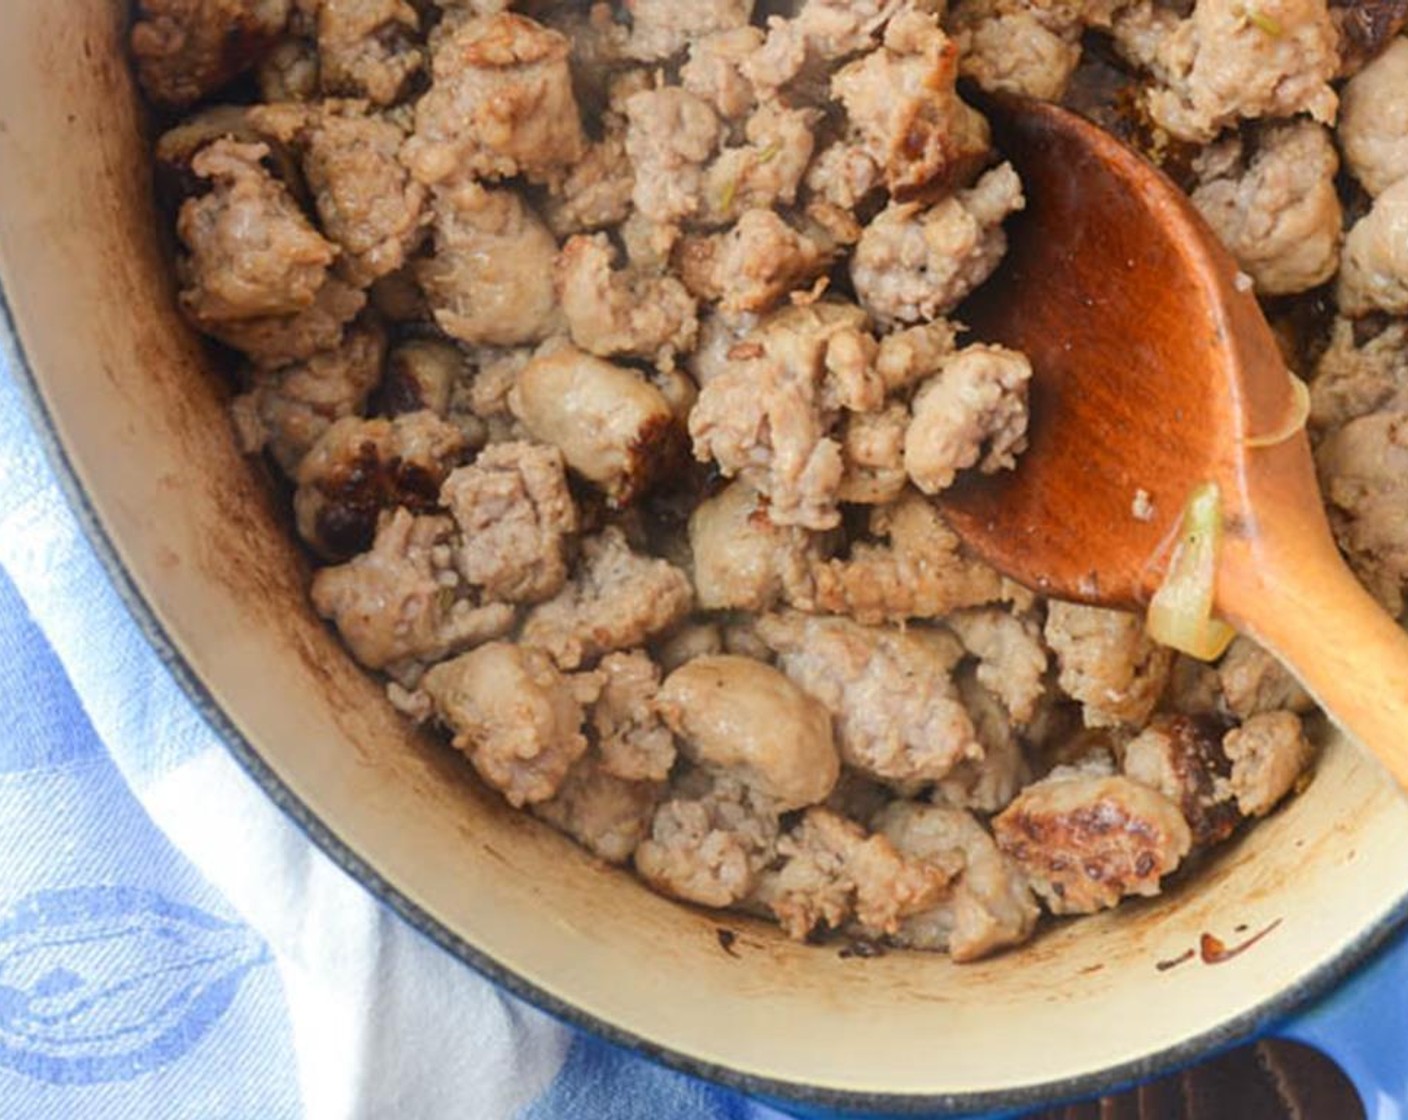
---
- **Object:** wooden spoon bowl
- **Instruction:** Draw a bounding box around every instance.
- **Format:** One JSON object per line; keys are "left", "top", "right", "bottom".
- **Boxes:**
{"left": 941, "top": 96, "right": 1408, "bottom": 789}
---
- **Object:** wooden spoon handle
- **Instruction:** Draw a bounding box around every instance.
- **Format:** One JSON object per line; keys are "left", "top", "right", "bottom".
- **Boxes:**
{"left": 1226, "top": 545, "right": 1408, "bottom": 792}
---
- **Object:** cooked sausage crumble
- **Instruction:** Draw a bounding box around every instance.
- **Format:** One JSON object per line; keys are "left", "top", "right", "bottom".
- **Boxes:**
{"left": 136, "top": 0, "right": 1388, "bottom": 960}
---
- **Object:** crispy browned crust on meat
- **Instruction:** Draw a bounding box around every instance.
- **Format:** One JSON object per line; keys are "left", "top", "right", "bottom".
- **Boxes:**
{"left": 294, "top": 411, "right": 467, "bottom": 558}
{"left": 1124, "top": 713, "right": 1242, "bottom": 847}
{"left": 994, "top": 774, "right": 1192, "bottom": 914}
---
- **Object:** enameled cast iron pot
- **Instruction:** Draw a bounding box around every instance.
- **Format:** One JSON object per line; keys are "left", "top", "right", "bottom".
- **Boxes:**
{"left": 6, "top": 3, "right": 1408, "bottom": 1115}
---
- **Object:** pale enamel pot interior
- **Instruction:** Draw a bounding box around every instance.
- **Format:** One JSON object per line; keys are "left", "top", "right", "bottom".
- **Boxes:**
{"left": 4, "top": 3, "right": 1408, "bottom": 1114}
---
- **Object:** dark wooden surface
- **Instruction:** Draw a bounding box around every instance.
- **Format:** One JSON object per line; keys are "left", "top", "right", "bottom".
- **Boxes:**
{"left": 1023, "top": 1040, "right": 1364, "bottom": 1119}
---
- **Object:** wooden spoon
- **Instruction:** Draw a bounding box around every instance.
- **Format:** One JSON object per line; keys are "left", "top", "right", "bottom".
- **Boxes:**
{"left": 940, "top": 95, "right": 1408, "bottom": 790}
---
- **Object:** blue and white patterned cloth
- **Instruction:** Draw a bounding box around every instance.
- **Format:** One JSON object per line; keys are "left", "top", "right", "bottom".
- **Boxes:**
{"left": 0, "top": 323, "right": 794, "bottom": 1118}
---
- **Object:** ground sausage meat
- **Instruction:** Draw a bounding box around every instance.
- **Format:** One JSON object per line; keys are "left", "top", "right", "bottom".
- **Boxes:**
{"left": 745, "top": 0, "right": 910, "bottom": 92}
{"left": 904, "top": 343, "right": 1032, "bottom": 494}
{"left": 688, "top": 300, "right": 882, "bottom": 530}
{"left": 146, "top": 0, "right": 1353, "bottom": 963}
{"left": 230, "top": 315, "right": 386, "bottom": 475}
{"left": 1045, "top": 601, "right": 1174, "bottom": 729}
{"left": 1217, "top": 637, "right": 1314, "bottom": 719}
{"left": 405, "top": 13, "right": 585, "bottom": 187}
{"left": 589, "top": 651, "right": 677, "bottom": 783}
{"left": 542, "top": 80, "right": 637, "bottom": 233}
{"left": 1113, "top": 0, "right": 1339, "bottom": 143}
{"left": 947, "top": 607, "right": 1048, "bottom": 725}
{"left": 1339, "top": 37, "right": 1408, "bottom": 197}
{"left": 521, "top": 527, "right": 694, "bottom": 670}
{"left": 1338, "top": 178, "right": 1408, "bottom": 318}
{"left": 132, "top": 0, "right": 291, "bottom": 107}
{"left": 757, "top": 807, "right": 950, "bottom": 940}
{"left": 257, "top": 36, "right": 320, "bottom": 102}
{"left": 1222, "top": 711, "right": 1315, "bottom": 817}
{"left": 875, "top": 320, "right": 959, "bottom": 392}
{"left": 931, "top": 677, "right": 1033, "bottom": 814}
{"left": 421, "top": 641, "right": 595, "bottom": 807}
{"left": 695, "top": 102, "right": 820, "bottom": 229}
{"left": 509, "top": 345, "right": 679, "bottom": 505}
{"left": 1309, "top": 319, "right": 1408, "bottom": 432}
{"left": 830, "top": 9, "right": 990, "bottom": 196}
{"left": 876, "top": 802, "right": 1039, "bottom": 961}
{"left": 531, "top": 755, "right": 661, "bottom": 865}
{"left": 757, "top": 612, "right": 983, "bottom": 786}
{"left": 206, "top": 276, "right": 368, "bottom": 371}
{"left": 837, "top": 404, "right": 910, "bottom": 505}
{"left": 951, "top": 0, "right": 1082, "bottom": 102}
{"left": 379, "top": 337, "right": 473, "bottom": 427}
{"left": 688, "top": 480, "right": 819, "bottom": 612}
{"left": 634, "top": 773, "right": 780, "bottom": 908}
{"left": 625, "top": 0, "right": 755, "bottom": 61}
{"left": 177, "top": 140, "right": 337, "bottom": 328}
{"left": 418, "top": 181, "right": 562, "bottom": 347}
{"left": 293, "top": 409, "right": 467, "bottom": 559}
{"left": 1122, "top": 713, "right": 1242, "bottom": 847}
{"left": 556, "top": 234, "right": 700, "bottom": 365}
{"left": 1316, "top": 410, "right": 1408, "bottom": 614}
{"left": 623, "top": 87, "right": 723, "bottom": 225}
{"left": 310, "top": 509, "right": 516, "bottom": 673}
{"left": 994, "top": 772, "right": 1193, "bottom": 914}
{"left": 677, "top": 210, "right": 831, "bottom": 316}
{"left": 681, "top": 27, "right": 767, "bottom": 119}
{"left": 312, "top": 0, "right": 423, "bottom": 106}
{"left": 851, "top": 163, "right": 1025, "bottom": 326}
{"left": 541, "top": 66, "right": 639, "bottom": 234}
{"left": 252, "top": 101, "right": 429, "bottom": 288}
{"left": 805, "top": 491, "right": 1007, "bottom": 623}
{"left": 1191, "top": 122, "right": 1342, "bottom": 297}
{"left": 440, "top": 440, "right": 578, "bottom": 604}
{"left": 657, "top": 654, "right": 839, "bottom": 809}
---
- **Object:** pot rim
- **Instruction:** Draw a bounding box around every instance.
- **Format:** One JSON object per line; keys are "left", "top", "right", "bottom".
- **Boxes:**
{"left": 5, "top": 280, "right": 1405, "bottom": 1117}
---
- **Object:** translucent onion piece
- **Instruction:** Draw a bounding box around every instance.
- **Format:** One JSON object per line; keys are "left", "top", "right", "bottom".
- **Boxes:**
{"left": 1242, "top": 374, "right": 1310, "bottom": 448}
{"left": 1146, "top": 482, "right": 1237, "bottom": 660}
{"left": 1247, "top": 7, "right": 1284, "bottom": 35}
